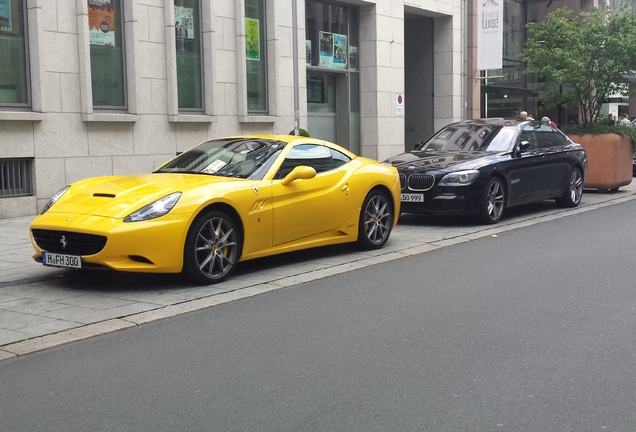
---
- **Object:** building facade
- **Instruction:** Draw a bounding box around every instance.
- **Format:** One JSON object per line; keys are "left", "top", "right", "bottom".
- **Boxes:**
{"left": 0, "top": 0, "right": 465, "bottom": 218}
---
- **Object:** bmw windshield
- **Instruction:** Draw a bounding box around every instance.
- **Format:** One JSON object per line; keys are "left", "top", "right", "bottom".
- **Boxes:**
{"left": 420, "top": 124, "right": 516, "bottom": 153}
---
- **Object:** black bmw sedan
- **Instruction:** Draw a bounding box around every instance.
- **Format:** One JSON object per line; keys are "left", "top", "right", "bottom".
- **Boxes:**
{"left": 384, "top": 119, "right": 587, "bottom": 224}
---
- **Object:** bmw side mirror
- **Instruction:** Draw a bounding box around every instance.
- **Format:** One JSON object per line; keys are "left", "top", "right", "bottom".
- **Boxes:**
{"left": 414, "top": 141, "right": 425, "bottom": 150}
{"left": 519, "top": 141, "right": 531, "bottom": 152}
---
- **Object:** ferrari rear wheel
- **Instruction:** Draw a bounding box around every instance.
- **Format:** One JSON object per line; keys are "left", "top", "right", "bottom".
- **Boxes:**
{"left": 355, "top": 190, "right": 393, "bottom": 250}
{"left": 183, "top": 210, "right": 241, "bottom": 285}
{"left": 478, "top": 177, "right": 505, "bottom": 224}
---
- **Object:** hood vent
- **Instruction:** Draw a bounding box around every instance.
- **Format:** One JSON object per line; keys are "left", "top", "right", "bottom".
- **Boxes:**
{"left": 93, "top": 193, "right": 117, "bottom": 198}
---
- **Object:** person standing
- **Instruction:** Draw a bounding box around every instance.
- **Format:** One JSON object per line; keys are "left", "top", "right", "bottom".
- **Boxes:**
{"left": 619, "top": 113, "right": 631, "bottom": 126}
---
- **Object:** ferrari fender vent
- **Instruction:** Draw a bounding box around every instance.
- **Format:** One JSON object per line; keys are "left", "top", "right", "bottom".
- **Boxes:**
{"left": 407, "top": 174, "right": 436, "bottom": 191}
{"left": 31, "top": 229, "right": 107, "bottom": 256}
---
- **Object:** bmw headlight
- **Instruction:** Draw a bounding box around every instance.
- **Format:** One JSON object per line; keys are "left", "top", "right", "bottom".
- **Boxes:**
{"left": 41, "top": 185, "right": 71, "bottom": 214}
{"left": 123, "top": 192, "right": 182, "bottom": 222}
{"left": 439, "top": 170, "right": 480, "bottom": 186}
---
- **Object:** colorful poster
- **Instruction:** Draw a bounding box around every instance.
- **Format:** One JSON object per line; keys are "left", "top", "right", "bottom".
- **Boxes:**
{"left": 318, "top": 31, "right": 333, "bottom": 68}
{"left": 88, "top": 0, "right": 116, "bottom": 47}
{"left": 306, "top": 40, "right": 312, "bottom": 65}
{"left": 174, "top": 6, "right": 195, "bottom": 52}
{"left": 333, "top": 34, "right": 347, "bottom": 69}
{"left": 0, "top": 0, "right": 11, "bottom": 32}
{"left": 245, "top": 18, "right": 260, "bottom": 61}
{"left": 319, "top": 32, "right": 347, "bottom": 69}
{"left": 349, "top": 46, "right": 358, "bottom": 70}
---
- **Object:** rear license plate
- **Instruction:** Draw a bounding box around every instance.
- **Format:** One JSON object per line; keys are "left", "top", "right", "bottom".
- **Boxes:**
{"left": 401, "top": 193, "right": 424, "bottom": 203}
{"left": 42, "top": 252, "right": 82, "bottom": 269}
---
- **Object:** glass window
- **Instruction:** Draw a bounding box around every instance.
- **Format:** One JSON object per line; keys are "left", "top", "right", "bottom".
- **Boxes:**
{"left": 245, "top": 0, "right": 267, "bottom": 112}
{"left": 0, "top": 0, "right": 28, "bottom": 106}
{"left": 88, "top": 0, "right": 126, "bottom": 108}
{"left": 305, "top": 1, "right": 349, "bottom": 70}
{"left": 175, "top": 0, "right": 203, "bottom": 110}
{"left": 276, "top": 144, "right": 340, "bottom": 178}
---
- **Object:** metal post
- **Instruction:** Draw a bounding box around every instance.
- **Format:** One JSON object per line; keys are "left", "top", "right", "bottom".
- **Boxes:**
{"left": 292, "top": 0, "right": 300, "bottom": 135}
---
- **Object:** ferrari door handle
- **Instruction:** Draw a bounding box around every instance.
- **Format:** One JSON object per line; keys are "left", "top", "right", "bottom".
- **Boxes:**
{"left": 341, "top": 184, "right": 349, "bottom": 192}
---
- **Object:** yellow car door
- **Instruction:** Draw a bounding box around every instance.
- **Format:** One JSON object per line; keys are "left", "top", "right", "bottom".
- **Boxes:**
{"left": 271, "top": 144, "right": 351, "bottom": 246}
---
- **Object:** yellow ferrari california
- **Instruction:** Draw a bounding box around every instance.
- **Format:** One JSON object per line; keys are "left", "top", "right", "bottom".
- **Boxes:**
{"left": 30, "top": 135, "right": 401, "bottom": 284}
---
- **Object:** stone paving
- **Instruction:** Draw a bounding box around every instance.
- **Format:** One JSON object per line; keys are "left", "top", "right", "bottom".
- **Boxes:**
{"left": 1, "top": 183, "right": 635, "bottom": 360}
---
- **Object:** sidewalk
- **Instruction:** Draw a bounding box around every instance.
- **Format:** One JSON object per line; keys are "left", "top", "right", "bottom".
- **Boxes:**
{"left": 2, "top": 184, "right": 636, "bottom": 360}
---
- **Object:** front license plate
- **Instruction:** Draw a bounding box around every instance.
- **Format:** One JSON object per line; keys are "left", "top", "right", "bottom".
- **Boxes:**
{"left": 401, "top": 193, "right": 424, "bottom": 203}
{"left": 42, "top": 252, "right": 82, "bottom": 269}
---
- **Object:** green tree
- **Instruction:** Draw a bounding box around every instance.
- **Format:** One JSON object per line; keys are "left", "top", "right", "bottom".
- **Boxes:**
{"left": 522, "top": 6, "right": 636, "bottom": 125}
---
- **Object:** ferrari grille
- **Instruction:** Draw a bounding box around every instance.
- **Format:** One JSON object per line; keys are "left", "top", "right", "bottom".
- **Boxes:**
{"left": 407, "top": 174, "right": 436, "bottom": 191}
{"left": 31, "top": 229, "right": 107, "bottom": 256}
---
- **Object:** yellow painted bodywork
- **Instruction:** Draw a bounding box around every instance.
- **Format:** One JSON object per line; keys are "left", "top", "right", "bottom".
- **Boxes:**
{"left": 30, "top": 135, "right": 401, "bottom": 274}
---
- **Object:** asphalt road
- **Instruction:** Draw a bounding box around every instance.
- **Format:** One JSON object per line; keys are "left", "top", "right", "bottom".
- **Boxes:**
{"left": 2, "top": 200, "right": 636, "bottom": 431}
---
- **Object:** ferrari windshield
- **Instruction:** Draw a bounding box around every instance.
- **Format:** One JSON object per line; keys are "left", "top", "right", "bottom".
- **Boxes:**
{"left": 420, "top": 124, "right": 516, "bottom": 153}
{"left": 156, "top": 138, "right": 287, "bottom": 179}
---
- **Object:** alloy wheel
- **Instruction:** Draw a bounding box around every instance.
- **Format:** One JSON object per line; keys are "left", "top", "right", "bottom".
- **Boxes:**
{"left": 193, "top": 215, "right": 239, "bottom": 282}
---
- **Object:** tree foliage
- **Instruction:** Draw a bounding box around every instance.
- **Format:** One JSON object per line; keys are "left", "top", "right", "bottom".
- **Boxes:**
{"left": 522, "top": 6, "right": 636, "bottom": 125}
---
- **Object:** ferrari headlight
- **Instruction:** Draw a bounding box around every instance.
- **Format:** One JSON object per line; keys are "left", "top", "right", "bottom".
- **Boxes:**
{"left": 439, "top": 170, "right": 480, "bottom": 186}
{"left": 123, "top": 192, "right": 182, "bottom": 222}
{"left": 41, "top": 185, "right": 70, "bottom": 214}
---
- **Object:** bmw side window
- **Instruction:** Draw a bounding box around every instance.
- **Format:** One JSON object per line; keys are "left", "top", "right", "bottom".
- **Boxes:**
{"left": 536, "top": 123, "right": 557, "bottom": 149}
{"left": 519, "top": 126, "right": 539, "bottom": 151}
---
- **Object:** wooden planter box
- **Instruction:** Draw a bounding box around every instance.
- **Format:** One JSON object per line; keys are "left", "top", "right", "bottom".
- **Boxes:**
{"left": 567, "top": 133, "right": 633, "bottom": 191}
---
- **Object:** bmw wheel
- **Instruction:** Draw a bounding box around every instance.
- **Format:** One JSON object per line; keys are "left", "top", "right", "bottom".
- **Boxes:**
{"left": 479, "top": 177, "right": 505, "bottom": 224}
{"left": 183, "top": 210, "right": 241, "bottom": 285}
{"left": 355, "top": 190, "right": 393, "bottom": 250}
{"left": 556, "top": 167, "right": 583, "bottom": 208}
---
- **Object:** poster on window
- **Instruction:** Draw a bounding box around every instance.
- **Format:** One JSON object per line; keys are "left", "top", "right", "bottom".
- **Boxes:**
{"left": 318, "top": 31, "right": 333, "bottom": 67}
{"left": 0, "top": 0, "right": 11, "bottom": 32}
{"left": 319, "top": 32, "right": 347, "bottom": 69}
{"left": 245, "top": 18, "right": 260, "bottom": 61}
{"left": 174, "top": 6, "right": 195, "bottom": 52}
{"left": 88, "top": 0, "right": 116, "bottom": 47}
{"left": 306, "top": 40, "right": 312, "bottom": 65}
{"left": 349, "top": 46, "right": 358, "bottom": 70}
{"left": 333, "top": 34, "right": 347, "bottom": 69}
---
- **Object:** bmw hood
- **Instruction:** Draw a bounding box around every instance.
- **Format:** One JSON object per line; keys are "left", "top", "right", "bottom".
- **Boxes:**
{"left": 385, "top": 150, "right": 499, "bottom": 172}
{"left": 46, "top": 173, "right": 240, "bottom": 219}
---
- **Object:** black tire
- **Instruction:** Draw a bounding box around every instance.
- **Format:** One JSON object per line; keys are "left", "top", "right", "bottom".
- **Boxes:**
{"left": 354, "top": 190, "right": 393, "bottom": 250}
{"left": 556, "top": 167, "right": 583, "bottom": 208}
{"left": 478, "top": 177, "right": 505, "bottom": 224}
{"left": 182, "top": 210, "right": 241, "bottom": 285}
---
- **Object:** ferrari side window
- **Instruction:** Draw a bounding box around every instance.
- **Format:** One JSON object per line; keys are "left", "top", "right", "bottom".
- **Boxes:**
{"left": 275, "top": 144, "right": 335, "bottom": 179}
{"left": 330, "top": 148, "right": 351, "bottom": 168}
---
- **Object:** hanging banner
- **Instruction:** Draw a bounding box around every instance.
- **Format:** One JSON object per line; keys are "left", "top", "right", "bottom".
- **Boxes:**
{"left": 174, "top": 6, "right": 195, "bottom": 52}
{"left": 88, "top": 0, "right": 116, "bottom": 47}
{"left": 245, "top": 18, "right": 260, "bottom": 61}
{"left": 477, "top": 0, "right": 503, "bottom": 70}
{"left": 0, "top": 0, "right": 11, "bottom": 32}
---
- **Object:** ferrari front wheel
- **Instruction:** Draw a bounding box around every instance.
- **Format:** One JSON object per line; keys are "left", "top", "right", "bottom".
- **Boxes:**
{"left": 183, "top": 210, "right": 241, "bottom": 285}
{"left": 355, "top": 190, "right": 393, "bottom": 250}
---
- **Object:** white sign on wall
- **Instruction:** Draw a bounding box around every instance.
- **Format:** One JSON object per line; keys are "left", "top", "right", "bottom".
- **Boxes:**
{"left": 396, "top": 93, "right": 404, "bottom": 117}
{"left": 477, "top": 0, "right": 503, "bottom": 70}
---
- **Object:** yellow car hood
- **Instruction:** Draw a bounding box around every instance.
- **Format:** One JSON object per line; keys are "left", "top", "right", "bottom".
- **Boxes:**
{"left": 49, "top": 174, "right": 238, "bottom": 219}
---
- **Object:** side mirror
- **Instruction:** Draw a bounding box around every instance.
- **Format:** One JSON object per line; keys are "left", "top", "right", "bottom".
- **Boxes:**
{"left": 519, "top": 141, "right": 531, "bottom": 152}
{"left": 414, "top": 141, "right": 425, "bottom": 150}
{"left": 280, "top": 166, "right": 317, "bottom": 186}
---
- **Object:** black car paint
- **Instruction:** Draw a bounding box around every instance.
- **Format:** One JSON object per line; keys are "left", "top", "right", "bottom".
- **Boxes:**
{"left": 385, "top": 119, "right": 587, "bottom": 219}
